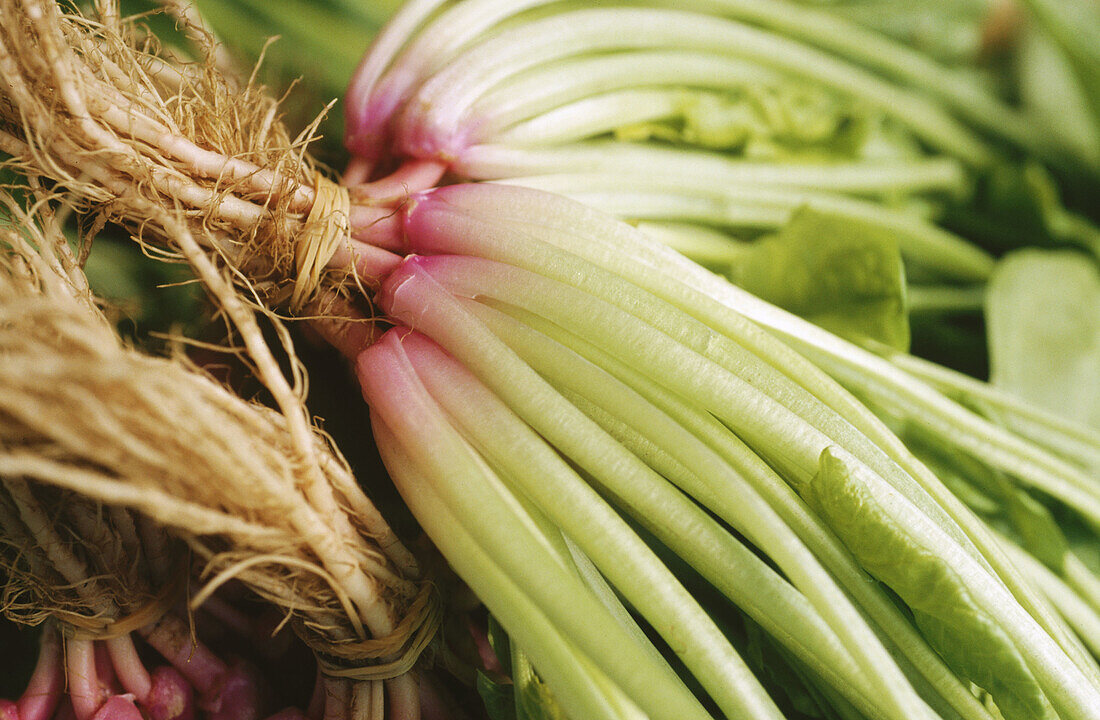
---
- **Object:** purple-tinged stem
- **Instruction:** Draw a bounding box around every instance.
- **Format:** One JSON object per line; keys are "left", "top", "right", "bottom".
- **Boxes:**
{"left": 203, "top": 661, "right": 262, "bottom": 720}
{"left": 89, "top": 696, "right": 143, "bottom": 720}
{"left": 106, "top": 636, "right": 151, "bottom": 703}
{"left": 18, "top": 626, "right": 62, "bottom": 720}
{"left": 196, "top": 597, "right": 253, "bottom": 639}
{"left": 1, "top": 700, "right": 20, "bottom": 720}
{"left": 140, "top": 615, "right": 225, "bottom": 697}
{"left": 343, "top": 157, "right": 373, "bottom": 186}
{"left": 53, "top": 696, "right": 76, "bottom": 720}
{"left": 343, "top": 0, "right": 448, "bottom": 162}
{"left": 307, "top": 298, "right": 382, "bottom": 362}
{"left": 384, "top": 678, "right": 419, "bottom": 720}
{"left": 349, "top": 207, "right": 405, "bottom": 252}
{"left": 349, "top": 160, "right": 446, "bottom": 205}
{"left": 143, "top": 667, "right": 194, "bottom": 720}
{"left": 93, "top": 645, "right": 120, "bottom": 696}
{"left": 66, "top": 639, "right": 105, "bottom": 720}
{"left": 465, "top": 619, "right": 501, "bottom": 675}
{"left": 326, "top": 241, "right": 403, "bottom": 289}
{"left": 139, "top": 615, "right": 260, "bottom": 720}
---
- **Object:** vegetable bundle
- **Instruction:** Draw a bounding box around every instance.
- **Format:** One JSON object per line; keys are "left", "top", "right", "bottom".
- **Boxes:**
{"left": 0, "top": 1, "right": 1098, "bottom": 720}
{"left": 0, "top": 191, "right": 436, "bottom": 720}
{"left": 344, "top": 0, "right": 1099, "bottom": 277}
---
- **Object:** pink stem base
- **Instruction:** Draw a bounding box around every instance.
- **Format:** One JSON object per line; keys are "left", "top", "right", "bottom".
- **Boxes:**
{"left": 18, "top": 628, "right": 63, "bottom": 720}
{"left": 349, "top": 160, "right": 447, "bottom": 205}
{"left": 90, "top": 696, "right": 142, "bottom": 720}
{"left": 144, "top": 667, "right": 194, "bottom": 720}
{"left": 66, "top": 640, "right": 105, "bottom": 720}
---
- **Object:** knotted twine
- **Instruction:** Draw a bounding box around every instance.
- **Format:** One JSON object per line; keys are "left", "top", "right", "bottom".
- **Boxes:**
{"left": 291, "top": 174, "right": 352, "bottom": 312}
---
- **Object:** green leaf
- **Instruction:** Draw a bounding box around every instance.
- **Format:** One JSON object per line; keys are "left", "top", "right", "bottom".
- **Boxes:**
{"left": 478, "top": 670, "right": 518, "bottom": 720}
{"left": 985, "top": 249, "right": 1100, "bottom": 430}
{"left": 725, "top": 206, "right": 910, "bottom": 350}
{"left": 513, "top": 649, "right": 570, "bottom": 720}
{"left": 740, "top": 623, "right": 832, "bottom": 719}
{"left": 1018, "top": 0, "right": 1100, "bottom": 138}
{"left": 613, "top": 84, "right": 873, "bottom": 162}
{"left": 943, "top": 162, "right": 1100, "bottom": 258}
{"left": 903, "top": 426, "right": 1070, "bottom": 571}
{"left": 805, "top": 447, "right": 1059, "bottom": 720}
{"left": 1016, "top": 26, "right": 1100, "bottom": 170}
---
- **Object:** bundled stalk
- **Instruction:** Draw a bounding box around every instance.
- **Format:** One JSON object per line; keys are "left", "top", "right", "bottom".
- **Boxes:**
{"left": 342, "top": 0, "right": 1100, "bottom": 311}
{"left": 1, "top": 2, "right": 1098, "bottom": 720}
{"left": 0, "top": 191, "right": 434, "bottom": 720}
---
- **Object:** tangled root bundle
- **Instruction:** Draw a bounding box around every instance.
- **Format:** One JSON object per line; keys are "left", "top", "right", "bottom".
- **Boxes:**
{"left": 0, "top": 191, "right": 435, "bottom": 703}
{"left": 0, "top": 0, "right": 376, "bottom": 323}
{"left": 0, "top": 0, "right": 331, "bottom": 304}
{"left": 0, "top": 2, "right": 443, "bottom": 714}
{"left": 0, "top": 286, "right": 431, "bottom": 670}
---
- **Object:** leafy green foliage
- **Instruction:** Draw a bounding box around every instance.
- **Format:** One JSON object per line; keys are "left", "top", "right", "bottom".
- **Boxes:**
{"left": 726, "top": 207, "right": 910, "bottom": 350}
{"left": 908, "top": 432, "right": 1071, "bottom": 572}
{"left": 478, "top": 671, "right": 517, "bottom": 720}
{"left": 805, "top": 448, "right": 1058, "bottom": 720}
{"left": 985, "top": 249, "right": 1100, "bottom": 430}
{"left": 614, "top": 85, "right": 873, "bottom": 162}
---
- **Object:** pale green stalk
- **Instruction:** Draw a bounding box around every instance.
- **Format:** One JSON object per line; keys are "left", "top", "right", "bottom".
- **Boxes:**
{"left": 632, "top": 222, "right": 749, "bottom": 267}
{"left": 459, "top": 143, "right": 968, "bottom": 195}
{"left": 409, "top": 8, "right": 992, "bottom": 163}
{"left": 495, "top": 172, "right": 992, "bottom": 281}
{"left": 905, "top": 286, "right": 987, "bottom": 315}
{"left": 558, "top": 535, "right": 676, "bottom": 680}
{"left": 392, "top": 257, "right": 965, "bottom": 720}
{"left": 639, "top": 0, "right": 1047, "bottom": 159}
{"left": 363, "top": 346, "right": 713, "bottom": 720}
{"left": 372, "top": 419, "right": 651, "bottom": 720}
{"left": 1002, "top": 540, "right": 1100, "bottom": 658}
{"left": 405, "top": 184, "right": 1099, "bottom": 697}
{"left": 473, "top": 50, "right": 782, "bottom": 136}
{"left": 389, "top": 316, "right": 788, "bottom": 720}
{"left": 460, "top": 298, "right": 969, "bottom": 720}
{"left": 513, "top": 301, "right": 997, "bottom": 720}
{"left": 398, "top": 259, "right": 998, "bottom": 720}
{"left": 809, "top": 353, "right": 1100, "bottom": 525}
{"left": 436, "top": 186, "right": 1096, "bottom": 669}
{"left": 495, "top": 88, "right": 687, "bottom": 146}
{"left": 883, "top": 349, "right": 1100, "bottom": 471}
{"left": 1065, "top": 558, "right": 1100, "bottom": 617}
{"left": 589, "top": 206, "right": 1100, "bottom": 682}
{"left": 409, "top": 211, "right": 982, "bottom": 559}
{"left": 454, "top": 302, "right": 914, "bottom": 720}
